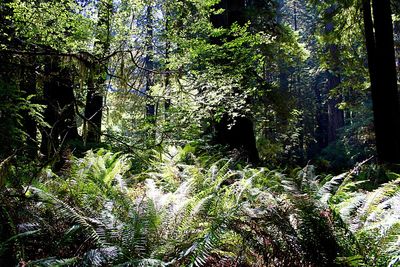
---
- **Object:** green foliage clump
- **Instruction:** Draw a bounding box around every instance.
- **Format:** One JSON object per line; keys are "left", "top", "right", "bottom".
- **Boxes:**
{"left": 319, "top": 164, "right": 400, "bottom": 266}
{"left": 1, "top": 144, "right": 399, "bottom": 267}
{"left": 0, "top": 81, "right": 47, "bottom": 159}
{"left": 1, "top": 147, "right": 342, "bottom": 266}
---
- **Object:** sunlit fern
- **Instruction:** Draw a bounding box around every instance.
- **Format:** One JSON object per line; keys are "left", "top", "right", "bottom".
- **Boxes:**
{"left": 140, "top": 148, "right": 339, "bottom": 266}
{"left": 12, "top": 149, "right": 160, "bottom": 266}
{"left": 7, "top": 146, "right": 394, "bottom": 267}
{"left": 321, "top": 166, "right": 400, "bottom": 266}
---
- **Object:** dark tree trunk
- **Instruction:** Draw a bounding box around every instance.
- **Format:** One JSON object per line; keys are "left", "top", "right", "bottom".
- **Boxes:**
{"left": 164, "top": 4, "right": 171, "bottom": 120}
{"left": 312, "top": 6, "right": 344, "bottom": 155}
{"left": 275, "top": 0, "right": 290, "bottom": 135}
{"left": 83, "top": 0, "right": 112, "bottom": 144}
{"left": 0, "top": 0, "right": 18, "bottom": 159}
{"left": 210, "top": 0, "right": 260, "bottom": 164}
{"left": 145, "top": 4, "right": 155, "bottom": 120}
{"left": 363, "top": 0, "right": 400, "bottom": 163}
{"left": 276, "top": 0, "right": 289, "bottom": 93}
{"left": 210, "top": 0, "right": 246, "bottom": 33}
{"left": 325, "top": 5, "right": 344, "bottom": 144}
{"left": 326, "top": 71, "right": 344, "bottom": 143}
{"left": 84, "top": 70, "right": 103, "bottom": 143}
{"left": 40, "top": 58, "right": 80, "bottom": 158}
{"left": 215, "top": 115, "right": 259, "bottom": 164}
{"left": 394, "top": 20, "right": 400, "bottom": 83}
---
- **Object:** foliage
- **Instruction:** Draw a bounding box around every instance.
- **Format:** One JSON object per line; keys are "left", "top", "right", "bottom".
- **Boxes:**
{"left": 1, "top": 145, "right": 399, "bottom": 266}
{"left": 0, "top": 147, "right": 344, "bottom": 266}
{"left": 9, "top": 0, "right": 95, "bottom": 52}
{"left": 0, "top": 80, "right": 47, "bottom": 159}
{"left": 1, "top": 0, "right": 399, "bottom": 266}
{"left": 319, "top": 164, "right": 400, "bottom": 266}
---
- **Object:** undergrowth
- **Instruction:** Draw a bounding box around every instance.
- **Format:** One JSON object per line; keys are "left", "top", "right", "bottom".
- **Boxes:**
{"left": 0, "top": 147, "right": 399, "bottom": 267}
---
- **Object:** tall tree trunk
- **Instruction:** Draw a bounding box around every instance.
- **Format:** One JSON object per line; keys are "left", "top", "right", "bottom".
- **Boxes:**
{"left": 313, "top": 74, "right": 329, "bottom": 152}
{"left": 394, "top": 20, "right": 400, "bottom": 83}
{"left": 210, "top": 0, "right": 260, "bottom": 164}
{"left": 326, "top": 72, "right": 344, "bottom": 143}
{"left": 41, "top": 58, "right": 80, "bottom": 158}
{"left": 145, "top": 4, "right": 155, "bottom": 120}
{"left": 275, "top": 0, "right": 290, "bottom": 134}
{"left": 325, "top": 5, "right": 344, "bottom": 144}
{"left": 84, "top": 69, "right": 103, "bottom": 143}
{"left": 84, "top": 0, "right": 112, "bottom": 144}
{"left": 363, "top": 0, "right": 400, "bottom": 163}
{"left": 276, "top": 0, "right": 289, "bottom": 94}
{"left": 164, "top": 2, "right": 171, "bottom": 118}
{"left": 143, "top": 3, "right": 158, "bottom": 147}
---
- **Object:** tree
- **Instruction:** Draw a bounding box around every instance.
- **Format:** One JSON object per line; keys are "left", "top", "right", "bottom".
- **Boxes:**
{"left": 324, "top": 4, "right": 344, "bottom": 144}
{"left": 84, "top": 0, "right": 113, "bottom": 144}
{"left": 144, "top": 3, "right": 155, "bottom": 120}
{"left": 394, "top": 12, "right": 400, "bottom": 84}
{"left": 210, "top": 0, "right": 260, "bottom": 164}
{"left": 0, "top": 0, "right": 42, "bottom": 158}
{"left": 362, "top": 0, "right": 400, "bottom": 163}
{"left": 40, "top": 58, "right": 81, "bottom": 159}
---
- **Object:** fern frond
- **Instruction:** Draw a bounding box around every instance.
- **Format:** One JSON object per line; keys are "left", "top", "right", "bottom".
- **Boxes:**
{"left": 26, "top": 256, "right": 79, "bottom": 266}
{"left": 82, "top": 246, "right": 121, "bottom": 266}
{"left": 114, "top": 258, "right": 167, "bottom": 267}
{"left": 318, "top": 172, "right": 349, "bottom": 202}
{"left": 184, "top": 221, "right": 228, "bottom": 267}
{"left": 335, "top": 255, "right": 367, "bottom": 266}
{"left": 335, "top": 193, "right": 366, "bottom": 231}
{"left": 0, "top": 229, "right": 40, "bottom": 256}
{"left": 359, "top": 180, "right": 400, "bottom": 220}
{"left": 30, "top": 187, "right": 108, "bottom": 245}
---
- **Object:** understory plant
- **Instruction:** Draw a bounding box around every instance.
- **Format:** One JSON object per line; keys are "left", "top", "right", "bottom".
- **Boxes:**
{"left": 319, "top": 164, "right": 400, "bottom": 267}
{"left": 1, "top": 147, "right": 398, "bottom": 267}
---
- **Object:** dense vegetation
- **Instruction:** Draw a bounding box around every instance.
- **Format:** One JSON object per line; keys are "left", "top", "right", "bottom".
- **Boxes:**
{"left": 0, "top": 0, "right": 399, "bottom": 266}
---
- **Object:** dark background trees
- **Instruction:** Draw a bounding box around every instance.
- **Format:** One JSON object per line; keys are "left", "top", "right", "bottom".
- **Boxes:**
{"left": 0, "top": 0, "right": 399, "bottom": 170}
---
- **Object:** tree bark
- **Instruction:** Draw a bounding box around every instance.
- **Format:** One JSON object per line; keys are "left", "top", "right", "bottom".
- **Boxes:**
{"left": 83, "top": 0, "right": 112, "bottom": 144}
{"left": 145, "top": 4, "right": 155, "bottom": 120}
{"left": 394, "top": 20, "right": 400, "bottom": 84}
{"left": 210, "top": 0, "right": 260, "bottom": 164}
{"left": 40, "top": 58, "right": 80, "bottom": 158}
{"left": 324, "top": 5, "right": 344, "bottom": 144}
{"left": 363, "top": 0, "right": 400, "bottom": 163}
{"left": 84, "top": 69, "right": 103, "bottom": 143}
{"left": 214, "top": 115, "right": 259, "bottom": 164}
{"left": 313, "top": 74, "right": 329, "bottom": 153}
{"left": 276, "top": 0, "right": 289, "bottom": 93}
{"left": 326, "top": 72, "right": 344, "bottom": 143}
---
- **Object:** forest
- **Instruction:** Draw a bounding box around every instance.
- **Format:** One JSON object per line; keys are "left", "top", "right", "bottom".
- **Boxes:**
{"left": 0, "top": 0, "right": 400, "bottom": 266}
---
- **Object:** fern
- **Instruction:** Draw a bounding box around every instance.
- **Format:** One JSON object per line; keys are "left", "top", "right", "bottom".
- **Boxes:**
{"left": 6, "top": 146, "right": 396, "bottom": 267}
{"left": 323, "top": 167, "right": 400, "bottom": 266}
{"left": 0, "top": 229, "right": 41, "bottom": 257}
{"left": 82, "top": 246, "right": 121, "bottom": 266}
{"left": 29, "top": 187, "right": 108, "bottom": 246}
{"left": 26, "top": 257, "right": 80, "bottom": 266}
